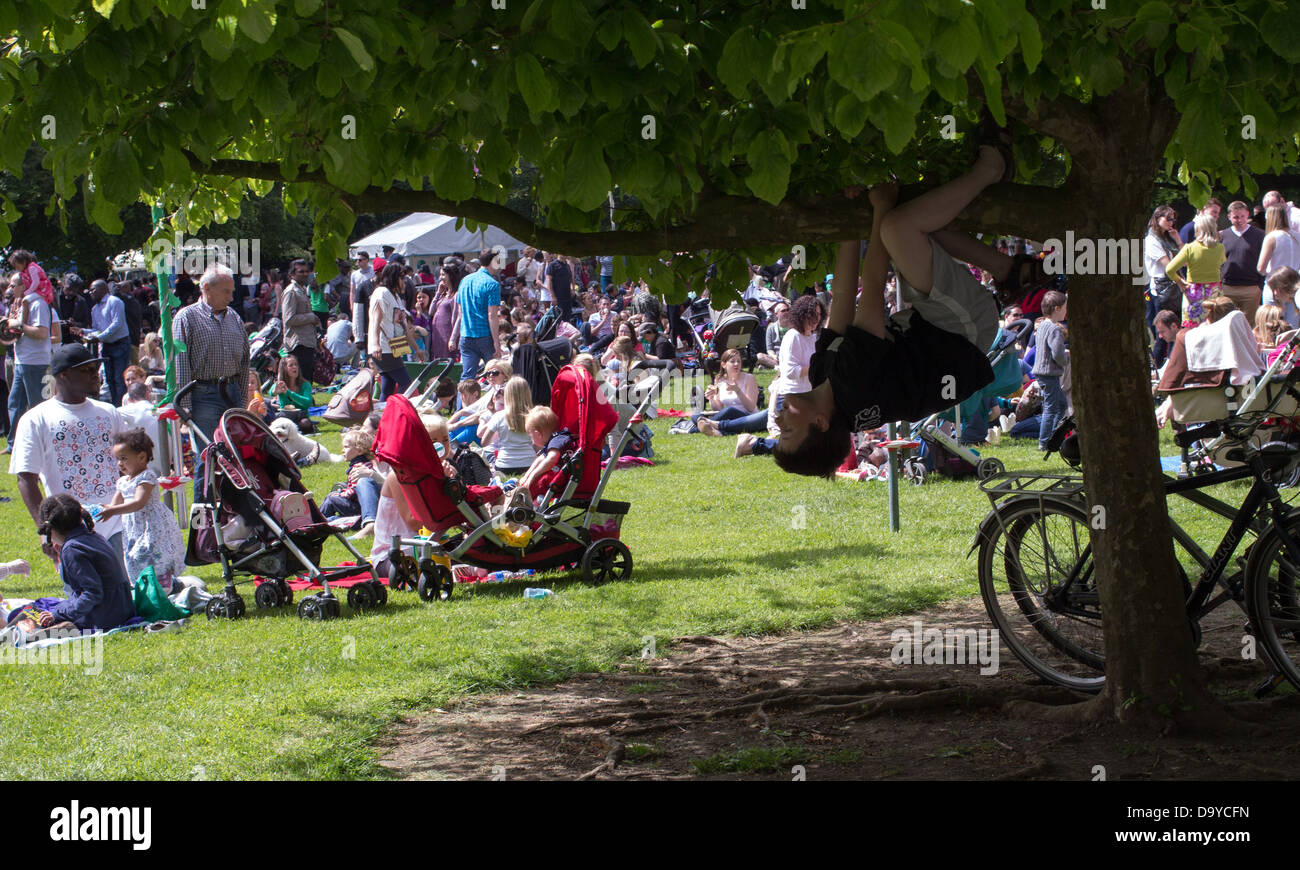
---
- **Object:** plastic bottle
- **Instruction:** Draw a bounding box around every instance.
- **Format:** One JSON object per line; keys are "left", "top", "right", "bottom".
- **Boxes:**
{"left": 523, "top": 587, "right": 553, "bottom": 598}
{"left": 489, "top": 568, "right": 537, "bottom": 583}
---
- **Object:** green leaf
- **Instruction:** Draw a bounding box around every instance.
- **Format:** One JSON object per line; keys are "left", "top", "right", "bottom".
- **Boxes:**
{"left": 745, "top": 130, "right": 790, "bottom": 205}
{"left": 316, "top": 62, "right": 342, "bottom": 98}
{"left": 515, "top": 54, "right": 557, "bottom": 113}
{"left": 294, "top": 0, "right": 322, "bottom": 15}
{"left": 931, "top": 11, "right": 981, "bottom": 73}
{"left": 209, "top": 59, "right": 247, "bottom": 101}
{"left": 564, "top": 138, "right": 612, "bottom": 211}
{"left": 160, "top": 144, "right": 191, "bottom": 182}
{"left": 623, "top": 11, "right": 659, "bottom": 68}
{"left": 97, "top": 139, "right": 143, "bottom": 205}
{"left": 1260, "top": 6, "right": 1300, "bottom": 63}
{"left": 869, "top": 93, "right": 918, "bottom": 154}
{"left": 786, "top": 35, "right": 827, "bottom": 81}
{"left": 596, "top": 12, "right": 623, "bottom": 51}
{"left": 238, "top": 2, "right": 276, "bottom": 45}
{"left": 91, "top": 0, "right": 121, "bottom": 18}
{"left": 717, "top": 29, "right": 759, "bottom": 98}
{"left": 1087, "top": 53, "right": 1124, "bottom": 95}
{"left": 832, "top": 93, "right": 869, "bottom": 138}
{"left": 549, "top": 0, "right": 594, "bottom": 48}
{"left": 335, "top": 27, "right": 375, "bottom": 73}
{"left": 322, "top": 142, "right": 370, "bottom": 195}
{"left": 521, "top": 0, "right": 548, "bottom": 32}
{"left": 432, "top": 145, "right": 476, "bottom": 201}
{"left": 1019, "top": 10, "right": 1042, "bottom": 72}
{"left": 199, "top": 16, "right": 238, "bottom": 62}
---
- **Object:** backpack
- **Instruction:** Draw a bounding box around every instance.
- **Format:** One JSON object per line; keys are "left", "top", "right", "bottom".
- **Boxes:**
{"left": 620, "top": 421, "right": 654, "bottom": 458}
{"left": 323, "top": 368, "right": 374, "bottom": 424}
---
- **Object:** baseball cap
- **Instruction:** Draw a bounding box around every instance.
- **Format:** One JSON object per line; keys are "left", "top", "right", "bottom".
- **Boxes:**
{"left": 51, "top": 343, "right": 104, "bottom": 376}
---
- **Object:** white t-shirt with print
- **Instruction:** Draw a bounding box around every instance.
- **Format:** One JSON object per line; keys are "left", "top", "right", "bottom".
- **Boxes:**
{"left": 10, "top": 397, "right": 124, "bottom": 539}
{"left": 484, "top": 409, "right": 537, "bottom": 469}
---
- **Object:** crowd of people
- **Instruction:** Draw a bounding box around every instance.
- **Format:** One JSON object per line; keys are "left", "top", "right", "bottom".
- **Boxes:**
{"left": 7, "top": 151, "right": 1300, "bottom": 634}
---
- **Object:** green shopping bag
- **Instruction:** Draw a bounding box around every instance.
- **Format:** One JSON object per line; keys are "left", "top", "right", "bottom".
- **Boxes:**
{"left": 132, "top": 566, "right": 190, "bottom": 622}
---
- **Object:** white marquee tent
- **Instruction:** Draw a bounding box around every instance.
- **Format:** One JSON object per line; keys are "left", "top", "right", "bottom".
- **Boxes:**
{"left": 348, "top": 213, "right": 529, "bottom": 262}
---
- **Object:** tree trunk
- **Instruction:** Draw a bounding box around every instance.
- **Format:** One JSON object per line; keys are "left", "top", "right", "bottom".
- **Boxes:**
{"left": 1065, "top": 86, "right": 1226, "bottom": 728}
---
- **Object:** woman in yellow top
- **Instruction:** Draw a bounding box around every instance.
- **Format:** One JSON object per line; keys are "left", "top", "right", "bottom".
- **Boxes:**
{"left": 1164, "top": 213, "right": 1226, "bottom": 326}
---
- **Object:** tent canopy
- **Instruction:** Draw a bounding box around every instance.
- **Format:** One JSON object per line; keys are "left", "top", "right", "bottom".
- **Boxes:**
{"left": 348, "top": 213, "right": 529, "bottom": 262}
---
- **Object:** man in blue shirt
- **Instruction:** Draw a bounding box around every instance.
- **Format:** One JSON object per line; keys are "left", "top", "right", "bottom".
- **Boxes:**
{"left": 73, "top": 280, "right": 130, "bottom": 407}
{"left": 450, "top": 249, "right": 502, "bottom": 380}
{"left": 1179, "top": 197, "right": 1221, "bottom": 244}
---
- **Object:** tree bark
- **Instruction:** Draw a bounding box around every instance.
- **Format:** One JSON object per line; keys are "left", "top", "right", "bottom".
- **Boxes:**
{"left": 1061, "top": 82, "right": 1225, "bottom": 727}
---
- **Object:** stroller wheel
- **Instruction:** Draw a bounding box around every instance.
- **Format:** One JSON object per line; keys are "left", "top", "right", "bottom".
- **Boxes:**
{"left": 278, "top": 579, "right": 293, "bottom": 605}
{"left": 347, "top": 582, "right": 377, "bottom": 613}
{"left": 388, "top": 558, "right": 410, "bottom": 591}
{"left": 417, "top": 564, "right": 453, "bottom": 602}
{"left": 581, "top": 538, "right": 633, "bottom": 586}
{"left": 371, "top": 579, "right": 388, "bottom": 607}
{"left": 206, "top": 592, "right": 246, "bottom": 621}
{"left": 297, "top": 595, "right": 338, "bottom": 621}
{"left": 254, "top": 582, "right": 283, "bottom": 610}
{"left": 904, "top": 458, "right": 926, "bottom": 486}
{"left": 976, "top": 457, "right": 1005, "bottom": 480}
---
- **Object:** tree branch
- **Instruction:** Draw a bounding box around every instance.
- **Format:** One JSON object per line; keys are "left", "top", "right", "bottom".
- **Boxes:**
{"left": 185, "top": 154, "right": 1071, "bottom": 254}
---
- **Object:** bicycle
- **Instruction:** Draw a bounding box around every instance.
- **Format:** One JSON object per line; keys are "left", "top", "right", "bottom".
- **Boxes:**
{"left": 973, "top": 363, "right": 1300, "bottom": 694}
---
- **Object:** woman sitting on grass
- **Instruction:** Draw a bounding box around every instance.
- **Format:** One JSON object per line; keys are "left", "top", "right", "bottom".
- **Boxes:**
{"left": 479, "top": 375, "right": 537, "bottom": 479}
{"left": 694, "top": 348, "right": 765, "bottom": 437}
{"left": 269, "top": 355, "right": 314, "bottom": 430}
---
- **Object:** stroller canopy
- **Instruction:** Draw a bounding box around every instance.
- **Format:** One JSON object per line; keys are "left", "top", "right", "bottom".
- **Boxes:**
{"left": 373, "top": 393, "right": 467, "bottom": 533}
{"left": 212, "top": 409, "right": 302, "bottom": 494}
{"left": 550, "top": 364, "right": 619, "bottom": 497}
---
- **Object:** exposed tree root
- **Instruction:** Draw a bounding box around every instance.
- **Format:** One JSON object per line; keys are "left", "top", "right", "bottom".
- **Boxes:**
{"left": 848, "top": 685, "right": 1082, "bottom": 722}
{"left": 576, "top": 738, "right": 625, "bottom": 781}
{"left": 672, "top": 635, "right": 740, "bottom": 648}
{"left": 993, "top": 755, "right": 1053, "bottom": 781}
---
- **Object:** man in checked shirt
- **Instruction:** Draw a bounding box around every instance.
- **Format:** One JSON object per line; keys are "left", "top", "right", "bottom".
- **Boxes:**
{"left": 173, "top": 263, "right": 251, "bottom": 500}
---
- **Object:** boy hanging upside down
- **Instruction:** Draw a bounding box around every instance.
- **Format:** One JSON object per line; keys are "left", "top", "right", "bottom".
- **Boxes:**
{"left": 774, "top": 134, "right": 1053, "bottom": 478}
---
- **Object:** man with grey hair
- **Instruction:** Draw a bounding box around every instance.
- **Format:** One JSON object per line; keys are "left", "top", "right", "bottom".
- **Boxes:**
{"left": 1262, "top": 190, "right": 1300, "bottom": 235}
{"left": 173, "top": 263, "right": 250, "bottom": 499}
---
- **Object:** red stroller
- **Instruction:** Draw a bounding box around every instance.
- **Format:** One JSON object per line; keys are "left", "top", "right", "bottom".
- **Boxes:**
{"left": 177, "top": 379, "right": 381, "bottom": 620}
{"left": 373, "top": 364, "right": 641, "bottom": 600}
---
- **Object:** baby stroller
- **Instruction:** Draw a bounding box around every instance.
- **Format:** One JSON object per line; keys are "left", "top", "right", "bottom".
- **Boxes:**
{"left": 176, "top": 379, "right": 381, "bottom": 621}
{"left": 512, "top": 337, "right": 575, "bottom": 407}
{"left": 689, "top": 303, "right": 761, "bottom": 376}
{"left": 249, "top": 317, "right": 282, "bottom": 392}
{"left": 372, "top": 364, "right": 648, "bottom": 601}
{"left": 897, "top": 321, "right": 1032, "bottom": 485}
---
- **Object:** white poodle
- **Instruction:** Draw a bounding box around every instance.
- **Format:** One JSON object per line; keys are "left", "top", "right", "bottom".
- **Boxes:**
{"left": 268, "top": 417, "right": 343, "bottom": 465}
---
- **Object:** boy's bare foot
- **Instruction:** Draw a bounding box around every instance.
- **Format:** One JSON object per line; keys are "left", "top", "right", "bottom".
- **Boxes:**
{"left": 735, "top": 434, "right": 756, "bottom": 458}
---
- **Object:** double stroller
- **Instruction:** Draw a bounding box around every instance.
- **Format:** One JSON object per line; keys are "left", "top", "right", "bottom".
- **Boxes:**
{"left": 177, "top": 379, "right": 381, "bottom": 621}
{"left": 372, "top": 364, "right": 644, "bottom": 601}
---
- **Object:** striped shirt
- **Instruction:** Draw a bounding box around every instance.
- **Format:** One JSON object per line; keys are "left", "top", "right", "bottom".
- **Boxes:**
{"left": 172, "top": 299, "right": 250, "bottom": 411}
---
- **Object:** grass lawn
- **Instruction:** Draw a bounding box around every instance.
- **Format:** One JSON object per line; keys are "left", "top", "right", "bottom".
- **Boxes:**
{"left": 0, "top": 371, "right": 1262, "bottom": 779}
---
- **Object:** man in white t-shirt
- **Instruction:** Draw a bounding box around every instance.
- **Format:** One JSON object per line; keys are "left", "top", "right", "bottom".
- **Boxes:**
{"left": 10, "top": 343, "right": 126, "bottom": 561}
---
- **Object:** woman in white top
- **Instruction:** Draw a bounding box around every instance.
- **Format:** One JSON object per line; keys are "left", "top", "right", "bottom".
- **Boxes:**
{"left": 695, "top": 348, "right": 764, "bottom": 436}
{"left": 367, "top": 264, "right": 413, "bottom": 399}
{"left": 1258, "top": 205, "right": 1300, "bottom": 277}
{"left": 478, "top": 375, "right": 537, "bottom": 477}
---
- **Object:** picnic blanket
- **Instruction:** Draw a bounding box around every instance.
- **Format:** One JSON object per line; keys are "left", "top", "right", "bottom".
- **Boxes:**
{"left": 601, "top": 456, "right": 654, "bottom": 469}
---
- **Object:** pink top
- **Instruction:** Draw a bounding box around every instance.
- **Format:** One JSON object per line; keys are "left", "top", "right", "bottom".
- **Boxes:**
{"left": 18, "top": 262, "right": 54, "bottom": 306}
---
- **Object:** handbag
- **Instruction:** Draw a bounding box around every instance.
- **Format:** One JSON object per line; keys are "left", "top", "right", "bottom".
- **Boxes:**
{"left": 133, "top": 565, "right": 190, "bottom": 621}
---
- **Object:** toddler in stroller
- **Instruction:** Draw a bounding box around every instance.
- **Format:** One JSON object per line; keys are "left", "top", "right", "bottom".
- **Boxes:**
{"left": 372, "top": 364, "right": 648, "bottom": 601}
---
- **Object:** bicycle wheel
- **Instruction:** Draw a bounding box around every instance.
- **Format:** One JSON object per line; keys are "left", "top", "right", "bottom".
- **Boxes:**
{"left": 977, "top": 497, "right": 1106, "bottom": 692}
{"left": 1245, "top": 513, "right": 1300, "bottom": 689}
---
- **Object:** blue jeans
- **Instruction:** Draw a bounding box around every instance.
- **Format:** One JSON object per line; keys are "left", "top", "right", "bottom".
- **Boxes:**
{"left": 355, "top": 477, "right": 380, "bottom": 523}
{"left": 752, "top": 437, "right": 777, "bottom": 456}
{"left": 459, "top": 335, "right": 495, "bottom": 381}
{"left": 8, "top": 363, "right": 48, "bottom": 440}
{"left": 190, "top": 383, "right": 237, "bottom": 502}
{"left": 101, "top": 338, "right": 131, "bottom": 407}
{"left": 1010, "top": 415, "right": 1040, "bottom": 440}
{"left": 377, "top": 359, "right": 411, "bottom": 399}
{"left": 693, "top": 405, "right": 769, "bottom": 435}
{"left": 1036, "top": 375, "right": 1068, "bottom": 450}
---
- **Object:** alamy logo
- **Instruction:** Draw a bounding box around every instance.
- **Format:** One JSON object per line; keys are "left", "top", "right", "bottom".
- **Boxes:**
{"left": 889, "top": 620, "right": 1000, "bottom": 675}
{"left": 1040, "top": 231, "right": 1147, "bottom": 285}
{"left": 49, "top": 801, "right": 151, "bottom": 850}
